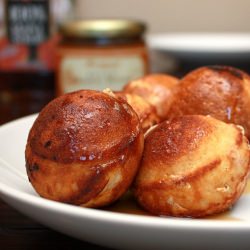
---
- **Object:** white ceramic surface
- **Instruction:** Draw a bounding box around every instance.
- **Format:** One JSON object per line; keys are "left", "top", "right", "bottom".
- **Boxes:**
{"left": 0, "top": 115, "right": 250, "bottom": 250}
{"left": 147, "top": 33, "right": 250, "bottom": 61}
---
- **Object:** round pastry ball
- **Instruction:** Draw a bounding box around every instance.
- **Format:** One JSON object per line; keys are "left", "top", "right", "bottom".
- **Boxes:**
{"left": 134, "top": 115, "right": 250, "bottom": 217}
{"left": 26, "top": 90, "right": 144, "bottom": 208}
{"left": 114, "top": 91, "right": 160, "bottom": 133}
{"left": 168, "top": 65, "right": 250, "bottom": 138}
{"left": 123, "top": 74, "right": 179, "bottom": 121}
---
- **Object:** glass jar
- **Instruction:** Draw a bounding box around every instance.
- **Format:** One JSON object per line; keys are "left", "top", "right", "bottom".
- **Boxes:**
{"left": 56, "top": 19, "right": 149, "bottom": 95}
{"left": 0, "top": 0, "right": 75, "bottom": 125}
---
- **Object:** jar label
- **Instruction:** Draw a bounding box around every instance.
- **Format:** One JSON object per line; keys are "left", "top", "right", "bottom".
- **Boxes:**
{"left": 6, "top": 0, "right": 49, "bottom": 46}
{"left": 58, "top": 55, "right": 145, "bottom": 93}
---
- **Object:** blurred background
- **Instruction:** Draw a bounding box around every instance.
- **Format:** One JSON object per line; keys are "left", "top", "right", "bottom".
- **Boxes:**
{"left": 1, "top": 0, "right": 250, "bottom": 124}
{"left": 75, "top": 0, "right": 250, "bottom": 33}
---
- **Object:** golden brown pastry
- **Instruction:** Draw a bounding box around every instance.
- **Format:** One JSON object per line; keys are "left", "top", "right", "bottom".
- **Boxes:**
{"left": 25, "top": 89, "right": 144, "bottom": 208}
{"left": 114, "top": 91, "right": 160, "bottom": 133}
{"left": 123, "top": 74, "right": 179, "bottom": 121}
{"left": 168, "top": 65, "right": 250, "bottom": 138}
{"left": 134, "top": 115, "right": 250, "bottom": 218}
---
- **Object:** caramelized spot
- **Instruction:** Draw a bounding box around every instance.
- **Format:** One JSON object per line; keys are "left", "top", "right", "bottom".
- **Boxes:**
{"left": 44, "top": 140, "right": 52, "bottom": 148}
{"left": 235, "top": 130, "right": 243, "bottom": 146}
{"left": 208, "top": 65, "right": 243, "bottom": 80}
{"left": 65, "top": 167, "right": 109, "bottom": 205}
{"left": 142, "top": 159, "right": 221, "bottom": 191}
{"left": 180, "top": 159, "right": 221, "bottom": 183}
{"left": 28, "top": 163, "right": 40, "bottom": 172}
{"left": 46, "top": 186, "right": 53, "bottom": 196}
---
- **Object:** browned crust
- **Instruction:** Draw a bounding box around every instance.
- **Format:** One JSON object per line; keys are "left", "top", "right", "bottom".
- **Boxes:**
{"left": 168, "top": 66, "right": 250, "bottom": 138}
{"left": 123, "top": 74, "right": 179, "bottom": 91}
{"left": 26, "top": 128, "right": 144, "bottom": 206}
{"left": 133, "top": 115, "right": 250, "bottom": 217}
{"left": 123, "top": 73, "right": 179, "bottom": 120}
{"left": 26, "top": 90, "right": 141, "bottom": 164}
{"left": 25, "top": 89, "right": 144, "bottom": 206}
{"left": 142, "top": 115, "right": 213, "bottom": 163}
{"left": 208, "top": 65, "right": 244, "bottom": 79}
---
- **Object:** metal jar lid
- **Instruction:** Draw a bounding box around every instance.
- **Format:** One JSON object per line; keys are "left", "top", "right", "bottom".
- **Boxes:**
{"left": 59, "top": 19, "right": 146, "bottom": 39}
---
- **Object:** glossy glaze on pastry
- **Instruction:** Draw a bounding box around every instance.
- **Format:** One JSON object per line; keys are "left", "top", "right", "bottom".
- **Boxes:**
{"left": 26, "top": 90, "right": 144, "bottom": 208}
{"left": 168, "top": 66, "right": 250, "bottom": 138}
{"left": 134, "top": 115, "right": 250, "bottom": 217}
{"left": 123, "top": 74, "right": 179, "bottom": 121}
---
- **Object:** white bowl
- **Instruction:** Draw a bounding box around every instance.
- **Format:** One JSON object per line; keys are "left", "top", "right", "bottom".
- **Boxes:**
{"left": 1, "top": 114, "right": 250, "bottom": 250}
{"left": 147, "top": 33, "right": 250, "bottom": 62}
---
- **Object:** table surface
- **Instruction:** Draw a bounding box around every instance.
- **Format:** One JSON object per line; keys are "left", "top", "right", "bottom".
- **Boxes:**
{"left": 1, "top": 61, "right": 250, "bottom": 249}
{"left": 0, "top": 199, "right": 112, "bottom": 249}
